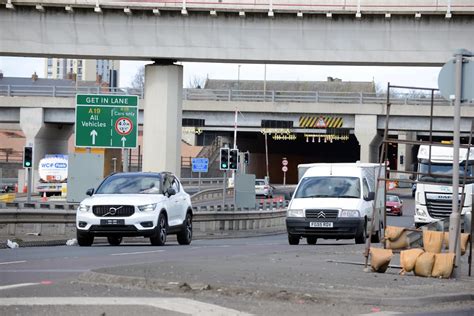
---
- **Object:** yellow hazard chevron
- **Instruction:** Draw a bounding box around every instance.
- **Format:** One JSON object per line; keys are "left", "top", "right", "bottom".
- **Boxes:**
{"left": 299, "top": 116, "right": 343, "bottom": 128}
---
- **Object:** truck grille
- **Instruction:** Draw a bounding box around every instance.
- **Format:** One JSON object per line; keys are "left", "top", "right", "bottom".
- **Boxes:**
{"left": 93, "top": 205, "right": 135, "bottom": 217}
{"left": 426, "top": 193, "right": 462, "bottom": 219}
{"left": 305, "top": 209, "right": 338, "bottom": 219}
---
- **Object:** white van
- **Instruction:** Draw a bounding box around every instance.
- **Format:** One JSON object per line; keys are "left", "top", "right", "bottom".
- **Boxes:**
{"left": 286, "top": 163, "right": 385, "bottom": 245}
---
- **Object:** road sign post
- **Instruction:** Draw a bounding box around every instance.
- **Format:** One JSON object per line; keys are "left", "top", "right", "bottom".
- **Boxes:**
{"left": 282, "top": 157, "right": 288, "bottom": 186}
{"left": 75, "top": 94, "right": 138, "bottom": 148}
{"left": 438, "top": 49, "right": 474, "bottom": 277}
{"left": 192, "top": 158, "right": 209, "bottom": 191}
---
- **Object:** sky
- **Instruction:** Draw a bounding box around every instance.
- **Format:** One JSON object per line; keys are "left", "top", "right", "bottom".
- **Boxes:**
{"left": 0, "top": 56, "right": 442, "bottom": 90}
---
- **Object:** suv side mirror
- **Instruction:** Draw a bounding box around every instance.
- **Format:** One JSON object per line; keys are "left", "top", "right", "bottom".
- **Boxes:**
{"left": 167, "top": 188, "right": 176, "bottom": 197}
{"left": 365, "top": 191, "right": 375, "bottom": 201}
{"left": 86, "top": 188, "right": 94, "bottom": 196}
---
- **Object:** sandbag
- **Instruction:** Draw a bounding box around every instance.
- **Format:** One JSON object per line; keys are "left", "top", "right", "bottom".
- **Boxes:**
{"left": 400, "top": 248, "right": 424, "bottom": 273}
{"left": 370, "top": 247, "right": 393, "bottom": 273}
{"left": 385, "top": 226, "right": 409, "bottom": 249}
{"left": 443, "top": 232, "right": 471, "bottom": 255}
{"left": 431, "top": 253, "right": 455, "bottom": 279}
{"left": 423, "top": 230, "right": 444, "bottom": 253}
{"left": 414, "top": 252, "right": 436, "bottom": 277}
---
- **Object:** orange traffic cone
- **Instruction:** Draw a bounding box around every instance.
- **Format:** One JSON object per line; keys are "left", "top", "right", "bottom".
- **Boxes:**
{"left": 41, "top": 192, "right": 48, "bottom": 202}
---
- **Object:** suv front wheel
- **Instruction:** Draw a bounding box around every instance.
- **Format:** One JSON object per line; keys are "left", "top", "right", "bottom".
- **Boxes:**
{"left": 177, "top": 212, "right": 192, "bottom": 245}
{"left": 77, "top": 231, "right": 94, "bottom": 247}
{"left": 150, "top": 212, "right": 167, "bottom": 246}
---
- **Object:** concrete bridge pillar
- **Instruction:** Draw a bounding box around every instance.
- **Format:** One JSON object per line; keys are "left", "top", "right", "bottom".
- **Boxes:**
{"left": 354, "top": 115, "right": 382, "bottom": 163}
{"left": 397, "top": 131, "right": 416, "bottom": 186}
{"left": 142, "top": 63, "right": 183, "bottom": 176}
{"left": 20, "top": 108, "right": 73, "bottom": 192}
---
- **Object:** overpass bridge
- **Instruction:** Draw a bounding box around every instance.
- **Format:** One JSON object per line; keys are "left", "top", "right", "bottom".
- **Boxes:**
{"left": 1, "top": 0, "right": 473, "bottom": 177}
{"left": 1, "top": 85, "right": 473, "bottom": 183}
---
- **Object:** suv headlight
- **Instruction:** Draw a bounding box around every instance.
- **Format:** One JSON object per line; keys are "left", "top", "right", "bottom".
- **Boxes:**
{"left": 340, "top": 210, "right": 360, "bottom": 217}
{"left": 287, "top": 209, "right": 304, "bottom": 217}
{"left": 78, "top": 204, "right": 91, "bottom": 212}
{"left": 138, "top": 203, "right": 157, "bottom": 212}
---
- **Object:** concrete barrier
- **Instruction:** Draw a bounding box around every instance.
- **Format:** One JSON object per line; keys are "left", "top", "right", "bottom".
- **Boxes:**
{"left": 0, "top": 207, "right": 286, "bottom": 239}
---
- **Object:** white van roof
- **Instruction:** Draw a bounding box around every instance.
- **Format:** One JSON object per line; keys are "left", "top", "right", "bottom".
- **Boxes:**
{"left": 301, "top": 163, "right": 382, "bottom": 178}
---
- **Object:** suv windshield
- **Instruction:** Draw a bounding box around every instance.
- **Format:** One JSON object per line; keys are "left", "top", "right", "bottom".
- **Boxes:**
{"left": 255, "top": 180, "right": 266, "bottom": 186}
{"left": 295, "top": 176, "right": 361, "bottom": 199}
{"left": 96, "top": 174, "right": 162, "bottom": 194}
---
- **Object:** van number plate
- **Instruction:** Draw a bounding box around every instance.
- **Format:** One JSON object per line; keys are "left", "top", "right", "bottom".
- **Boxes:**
{"left": 310, "top": 222, "right": 333, "bottom": 228}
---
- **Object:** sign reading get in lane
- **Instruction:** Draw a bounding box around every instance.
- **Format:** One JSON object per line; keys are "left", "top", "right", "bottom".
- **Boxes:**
{"left": 75, "top": 94, "right": 138, "bottom": 148}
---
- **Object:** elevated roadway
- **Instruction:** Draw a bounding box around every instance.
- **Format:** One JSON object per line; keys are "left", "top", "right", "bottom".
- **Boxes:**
{"left": 0, "top": 1, "right": 473, "bottom": 65}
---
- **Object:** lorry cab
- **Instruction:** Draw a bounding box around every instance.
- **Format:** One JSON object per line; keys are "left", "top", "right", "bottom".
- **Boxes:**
{"left": 286, "top": 163, "right": 385, "bottom": 245}
{"left": 414, "top": 145, "right": 473, "bottom": 231}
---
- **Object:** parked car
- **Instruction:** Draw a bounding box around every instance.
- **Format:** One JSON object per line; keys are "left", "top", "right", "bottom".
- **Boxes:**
{"left": 255, "top": 179, "right": 273, "bottom": 198}
{"left": 0, "top": 184, "right": 15, "bottom": 193}
{"left": 386, "top": 194, "right": 403, "bottom": 216}
{"left": 76, "top": 172, "right": 193, "bottom": 247}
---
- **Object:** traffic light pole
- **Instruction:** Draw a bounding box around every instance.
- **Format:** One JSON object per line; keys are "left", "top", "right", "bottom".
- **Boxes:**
{"left": 222, "top": 170, "right": 227, "bottom": 209}
{"left": 26, "top": 167, "right": 32, "bottom": 203}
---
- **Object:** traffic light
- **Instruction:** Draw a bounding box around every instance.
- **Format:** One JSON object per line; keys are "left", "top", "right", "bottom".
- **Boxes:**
{"left": 229, "top": 149, "right": 238, "bottom": 170}
{"left": 219, "top": 148, "right": 229, "bottom": 170}
{"left": 244, "top": 152, "right": 249, "bottom": 165}
{"left": 23, "top": 146, "right": 33, "bottom": 168}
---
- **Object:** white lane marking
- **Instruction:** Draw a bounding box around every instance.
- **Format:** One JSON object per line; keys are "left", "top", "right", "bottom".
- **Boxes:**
{"left": 0, "top": 283, "right": 38, "bottom": 291}
{"left": 0, "top": 297, "right": 252, "bottom": 316}
{"left": 0, "top": 260, "right": 26, "bottom": 266}
{"left": 110, "top": 250, "right": 165, "bottom": 256}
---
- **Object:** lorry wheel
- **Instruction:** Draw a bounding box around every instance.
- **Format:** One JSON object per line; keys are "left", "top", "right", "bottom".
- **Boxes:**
{"left": 77, "top": 231, "right": 94, "bottom": 247}
{"left": 371, "top": 224, "right": 381, "bottom": 243}
{"left": 355, "top": 224, "right": 367, "bottom": 244}
{"left": 107, "top": 236, "right": 122, "bottom": 246}
{"left": 307, "top": 237, "right": 317, "bottom": 245}
{"left": 288, "top": 234, "right": 300, "bottom": 245}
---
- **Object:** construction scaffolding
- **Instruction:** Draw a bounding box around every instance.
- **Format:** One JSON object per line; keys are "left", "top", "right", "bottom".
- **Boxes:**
{"left": 364, "top": 83, "right": 473, "bottom": 278}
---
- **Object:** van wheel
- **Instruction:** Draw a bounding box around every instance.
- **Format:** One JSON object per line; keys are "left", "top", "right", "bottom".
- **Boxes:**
{"left": 355, "top": 223, "right": 367, "bottom": 244}
{"left": 307, "top": 237, "right": 317, "bottom": 245}
{"left": 107, "top": 236, "right": 122, "bottom": 246}
{"left": 288, "top": 234, "right": 300, "bottom": 245}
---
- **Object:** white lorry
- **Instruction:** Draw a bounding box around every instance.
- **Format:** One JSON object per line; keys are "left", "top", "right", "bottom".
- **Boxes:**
{"left": 414, "top": 145, "right": 473, "bottom": 230}
{"left": 287, "top": 163, "right": 385, "bottom": 245}
{"left": 36, "top": 155, "right": 68, "bottom": 197}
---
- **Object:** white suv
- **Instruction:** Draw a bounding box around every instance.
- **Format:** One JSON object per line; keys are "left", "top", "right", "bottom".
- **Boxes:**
{"left": 76, "top": 172, "right": 193, "bottom": 247}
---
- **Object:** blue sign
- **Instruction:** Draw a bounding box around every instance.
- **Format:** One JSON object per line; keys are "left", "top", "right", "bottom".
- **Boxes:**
{"left": 192, "top": 158, "right": 208, "bottom": 173}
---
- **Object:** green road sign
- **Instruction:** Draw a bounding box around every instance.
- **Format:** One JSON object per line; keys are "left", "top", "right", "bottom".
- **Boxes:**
{"left": 75, "top": 94, "right": 138, "bottom": 148}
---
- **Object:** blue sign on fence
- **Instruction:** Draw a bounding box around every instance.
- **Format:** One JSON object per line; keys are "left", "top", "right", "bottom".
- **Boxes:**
{"left": 192, "top": 158, "right": 209, "bottom": 173}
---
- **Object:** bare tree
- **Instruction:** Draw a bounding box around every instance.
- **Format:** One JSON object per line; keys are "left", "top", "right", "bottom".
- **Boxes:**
{"left": 187, "top": 75, "right": 206, "bottom": 89}
{"left": 131, "top": 66, "right": 145, "bottom": 89}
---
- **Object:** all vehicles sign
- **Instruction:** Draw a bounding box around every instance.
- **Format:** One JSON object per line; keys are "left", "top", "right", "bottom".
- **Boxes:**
{"left": 75, "top": 94, "right": 138, "bottom": 148}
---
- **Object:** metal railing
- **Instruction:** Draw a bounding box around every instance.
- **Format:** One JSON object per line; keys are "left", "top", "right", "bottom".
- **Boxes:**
{"left": 1, "top": 84, "right": 466, "bottom": 106}
{"left": 0, "top": 85, "right": 144, "bottom": 98}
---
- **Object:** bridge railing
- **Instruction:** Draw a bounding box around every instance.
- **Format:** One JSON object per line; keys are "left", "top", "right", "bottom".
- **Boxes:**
{"left": 1, "top": 84, "right": 462, "bottom": 106}
{"left": 0, "top": 85, "right": 144, "bottom": 98}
